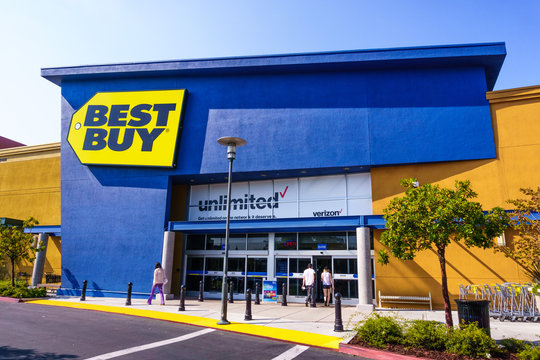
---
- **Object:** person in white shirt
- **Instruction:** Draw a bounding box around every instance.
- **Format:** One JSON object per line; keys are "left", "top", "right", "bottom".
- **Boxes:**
{"left": 302, "top": 263, "right": 316, "bottom": 307}
{"left": 147, "top": 262, "right": 168, "bottom": 305}
{"left": 321, "top": 266, "right": 334, "bottom": 306}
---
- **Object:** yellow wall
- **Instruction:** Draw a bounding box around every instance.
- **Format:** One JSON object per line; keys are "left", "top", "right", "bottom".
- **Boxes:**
{"left": 0, "top": 143, "right": 61, "bottom": 224}
{"left": 0, "top": 143, "right": 61, "bottom": 282}
{"left": 371, "top": 86, "right": 540, "bottom": 308}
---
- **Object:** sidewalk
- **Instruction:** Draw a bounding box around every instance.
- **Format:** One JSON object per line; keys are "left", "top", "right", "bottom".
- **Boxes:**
{"left": 26, "top": 296, "right": 540, "bottom": 351}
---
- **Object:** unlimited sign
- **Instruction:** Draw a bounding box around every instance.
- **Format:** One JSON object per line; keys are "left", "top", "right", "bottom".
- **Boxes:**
{"left": 68, "top": 89, "right": 186, "bottom": 167}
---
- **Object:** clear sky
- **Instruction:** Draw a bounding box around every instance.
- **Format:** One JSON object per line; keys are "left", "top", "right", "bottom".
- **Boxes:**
{"left": 1, "top": 0, "right": 539, "bottom": 146}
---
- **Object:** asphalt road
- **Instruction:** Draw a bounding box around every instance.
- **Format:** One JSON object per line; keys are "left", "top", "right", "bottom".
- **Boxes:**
{"left": 0, "top": 301, "right": 363, "bottom": 360}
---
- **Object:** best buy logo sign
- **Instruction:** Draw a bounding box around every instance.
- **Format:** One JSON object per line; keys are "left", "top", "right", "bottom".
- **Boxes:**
{"left": 68, "top": 89, "right": 187, "bottom": 167}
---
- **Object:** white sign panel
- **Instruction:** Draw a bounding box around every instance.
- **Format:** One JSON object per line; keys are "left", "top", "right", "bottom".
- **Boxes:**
{"left": 189, "top": 173, "right": 372, "bottom": 221}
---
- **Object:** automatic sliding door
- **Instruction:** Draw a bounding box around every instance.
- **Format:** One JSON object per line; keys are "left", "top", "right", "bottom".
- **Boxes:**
{"left": 186, "top": 257, "right": 204, "bottom": 292}
{"left": 227, "top": 257, "right": 245, "bottom": 294}
{"left": 289, "top": 258, "right": 311, "bottom": 296}
{"left": 333, "top": 258, "right": 358, "bottom": 300}
{"left": 246, "top": 257, "right": 267, "bottom": 294}
{"left": 275, "top": 257, "right": 311, "bottom": 297}
{"left": 204, "top": 257, "right": 223, "bottom": 293}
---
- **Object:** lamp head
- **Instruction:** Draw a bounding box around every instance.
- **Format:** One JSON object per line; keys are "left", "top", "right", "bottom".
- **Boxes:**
{"left": 217, "top": 137, "right": 247, "bottom": 160}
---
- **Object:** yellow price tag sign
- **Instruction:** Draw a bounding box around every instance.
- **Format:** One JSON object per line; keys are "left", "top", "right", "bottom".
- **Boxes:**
{"left": 68, "top": 89, "right": 187, "bottom": 167}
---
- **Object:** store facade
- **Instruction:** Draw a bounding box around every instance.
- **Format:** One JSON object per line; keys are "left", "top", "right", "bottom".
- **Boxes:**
{"left": 40, "top": 42, "right": 527, "bottom": 308}
{"left": 177, "top": 173, "right": 376, "bottom": 305}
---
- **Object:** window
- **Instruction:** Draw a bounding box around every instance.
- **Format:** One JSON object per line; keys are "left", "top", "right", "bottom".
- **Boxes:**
{"left": 275, "top": 233, "right": 297, "bottom": 250}
{"left": 186, "top": 234, "right": 205, "bottom": 250}
{"left": 247, "top": 234, "right": 268, "bottom": 250}
{"left": 206, "top": 234, "right": 223, "bottom": 250}
{"left": 298, "top": 232, "right": 346, "bottom": 250}
{"left": 229, "top": 234, "right": 246, "bottom": 251}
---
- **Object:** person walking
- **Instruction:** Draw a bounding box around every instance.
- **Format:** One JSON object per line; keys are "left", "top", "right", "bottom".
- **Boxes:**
{"left": 302, "top": 263, "right": 316, "bottom": 307}
{"left": 147, "top": 262, "right": 168, "bottom": 305}
{"left": 321, "top": 266, "right": 334, "bottom": 306}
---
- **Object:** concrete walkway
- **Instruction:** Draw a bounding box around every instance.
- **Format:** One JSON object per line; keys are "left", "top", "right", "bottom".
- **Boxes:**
{"left": 27, "top": 296, "right": 540, "bottom": 347}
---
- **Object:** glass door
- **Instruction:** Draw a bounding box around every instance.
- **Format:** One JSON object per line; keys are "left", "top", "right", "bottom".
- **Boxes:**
{"left": 246, "top": 257, "right": 267, "bottom": 296}
{"left": 333, "top": 258, "right": 358, "bottom": 301}
{"left": 275, "top": 257, "right": 311, "bottom": 298}
{"left": 313, "top": 256, "right": 332, "bottom": 302}
{"left": 204, "top": 257, "right": 224, "bottom": 294}
{"left": 227, "top": 257, "right": 245, "bottom": 295}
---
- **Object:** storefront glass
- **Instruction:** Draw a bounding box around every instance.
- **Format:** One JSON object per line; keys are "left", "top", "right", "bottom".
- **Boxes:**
{"left": 299, "top": 232, "right": 347, "bottom": 250}
{"left": 247, "top": 234, "right": 268, "bottom": 250}
{"left": 275, "top": 233, "right": 297, "bottom": 250}
{"left": 184, "top": 230, "right": 373, "bottom": 303}
{"left": 333, "top": 258, "right": 358, "bottom": 299}
{"left": 206, "top": 235, "right": 223, "bottom": 250}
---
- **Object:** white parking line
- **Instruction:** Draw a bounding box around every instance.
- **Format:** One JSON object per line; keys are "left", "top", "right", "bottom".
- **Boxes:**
{"left": 271, "top": 345, "right": 310, "bottom": 360}
{"left": 84, "top": 328, "right": 215, "bottom": 360}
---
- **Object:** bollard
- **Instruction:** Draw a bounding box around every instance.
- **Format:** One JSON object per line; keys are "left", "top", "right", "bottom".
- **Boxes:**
{"left": 281, "top": 283, "right": 287, "bottom": 306}
{"left": 310, "top": 285, "right": 316, "bottom": 307}
{"left": 80, "top": 280, "right": 88, "bottom": 301}
{"left": 228, "top": 280, "right": 234, "bottom": 303}
{"left": 244, "top": 289, "right": 252, "bottom": 320}
{"left": 125, "top": 282, "right": 133, "bottom": 306}
{"left": 334, "top": 292, "right": 344, "bottom": 332}
{"left": 178, "top": 285, "right": 186, "bottom": 311}
{"left": 255, "top": 282, "right": 260, "bottom": 305}
{"left": 198, "top": 280, "right": 204, "bottom": 302}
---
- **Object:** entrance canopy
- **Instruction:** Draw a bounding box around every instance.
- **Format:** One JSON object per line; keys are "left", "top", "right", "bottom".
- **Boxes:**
{"left": 168, "top": 215, "right": 385, "bottom": 234}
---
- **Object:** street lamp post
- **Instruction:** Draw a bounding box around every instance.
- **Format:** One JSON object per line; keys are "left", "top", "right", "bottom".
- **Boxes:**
{"left": 216, "top": 136, "right": 246, "bottom": 325}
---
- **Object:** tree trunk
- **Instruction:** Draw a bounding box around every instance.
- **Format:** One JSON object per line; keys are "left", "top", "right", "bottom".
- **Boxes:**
{"left": 438, "top": 246, "right": 454, "bottom": 328}
{"left": 10, "top": 258, "right": 15, "bottom": 287}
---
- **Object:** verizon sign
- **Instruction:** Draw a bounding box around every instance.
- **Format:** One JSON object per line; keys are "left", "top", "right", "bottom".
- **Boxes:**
{"left": 188, "top": 173, "right": 372, "bottom": 221}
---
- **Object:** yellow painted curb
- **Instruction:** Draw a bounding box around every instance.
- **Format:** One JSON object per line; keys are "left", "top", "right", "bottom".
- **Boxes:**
{"left": 28, "top": 300, "right": 343, "bottom": 349}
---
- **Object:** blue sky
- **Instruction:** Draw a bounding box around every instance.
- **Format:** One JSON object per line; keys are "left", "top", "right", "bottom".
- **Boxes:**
{"left": 1, "top": 0, "right": 539, "bottom": 145}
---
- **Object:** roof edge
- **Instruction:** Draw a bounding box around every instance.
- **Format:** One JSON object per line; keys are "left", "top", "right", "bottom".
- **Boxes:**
{"left": 487, "top": 84, "right": 540, "bottom": 104}
{"left": 41, "top": 42, "right": 506, "bottom": 88}
{"left": 0, "top": 142, "right": 61, "bottom": 157}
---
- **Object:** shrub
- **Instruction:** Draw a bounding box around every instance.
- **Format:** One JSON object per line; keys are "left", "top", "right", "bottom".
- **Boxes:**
{"left": 499, "top": 338, "right": 528, "bottom": 353}
{"left": 404, "top": 320, "right": 448, "bottom": 351}
{"left": 354, "top": 313, "right": 404, "bottom": 348}
{"left": 446, "top": 321, "right": 497, "bottom": 358}
{"left": 518, "top": 345, "right": 540, "bottom": 360}
{"left": 0, "top": 280, "right": 46, "bottom": 298}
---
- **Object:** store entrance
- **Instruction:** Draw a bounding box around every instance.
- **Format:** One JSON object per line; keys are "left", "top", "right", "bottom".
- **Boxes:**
{"left": 313, "top": 256, "right": 331, "bottom": 302}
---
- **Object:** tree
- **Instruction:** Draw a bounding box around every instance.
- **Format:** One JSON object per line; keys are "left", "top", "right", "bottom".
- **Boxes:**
{"left": 0, "top": 217, "right": 40, "bottom": 286}
{"left": 378, "top": 179, "right": 508, "bottom": 328}
{"left": 499, "top": 187, "right": 540, "bottom": 282}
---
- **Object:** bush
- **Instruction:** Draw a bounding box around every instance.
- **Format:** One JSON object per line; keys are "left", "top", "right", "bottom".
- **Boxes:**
{"left": 353, "top": 314, "right": 536, "bottom": 359}
{"left": 0, "top": 280, "right": 46, "bottom": 298}
{"left": 518, "top": 345, "right": 540, "bottom": 360}
{"left": 404, "top": 320, "right": 448, "bottom": 351}
{"left": 446, "top": 321, "right": 497, "bottom": 358}
{"left": 499, "top": 338, "right": 529, "bottom": 353}
{"left": 354, "top": 313, "right": 404, "bottom": 348}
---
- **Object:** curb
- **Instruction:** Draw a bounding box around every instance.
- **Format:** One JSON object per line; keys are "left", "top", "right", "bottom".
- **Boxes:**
{"left": 338, "top": 342, "right": 430, "bottom": 360}
{"left": 0, "top": 296, "right": 23, "bottom": 303}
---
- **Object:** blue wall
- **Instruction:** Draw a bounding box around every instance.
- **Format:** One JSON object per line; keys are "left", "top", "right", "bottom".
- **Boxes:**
{"left": 57, "top": 51, "right": 498, "bottom": 296}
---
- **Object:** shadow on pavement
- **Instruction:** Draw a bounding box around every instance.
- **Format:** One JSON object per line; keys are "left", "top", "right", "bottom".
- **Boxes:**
{"left": 0, "top": 346, "right": 78, "bottom": 360}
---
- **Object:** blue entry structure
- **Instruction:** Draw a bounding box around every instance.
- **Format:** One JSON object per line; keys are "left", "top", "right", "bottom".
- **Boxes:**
{"left": 42, "top": 43, "right": 506, "bottom": 300}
